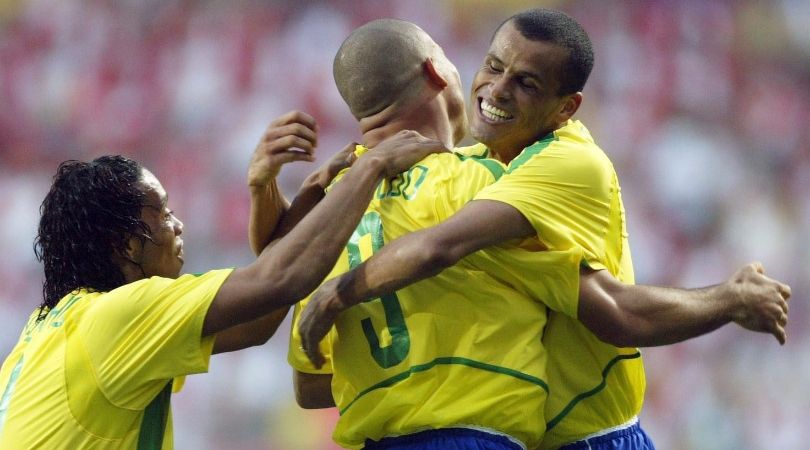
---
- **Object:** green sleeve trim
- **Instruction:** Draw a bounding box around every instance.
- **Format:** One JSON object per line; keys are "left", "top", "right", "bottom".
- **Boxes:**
{"left": 453, "top": 153, "right": 506, "bottom": 181}
{"left": 507, "top": 133, "right": 556, "bottom": 173}
{"left": 339, "top": 356, "right": 548, "bottom": 415}
{"left": 545, "top": 351, "right": 642, "bottom": 431}
{"left": 137, "top": 380, "right": 173, "bottom": 450}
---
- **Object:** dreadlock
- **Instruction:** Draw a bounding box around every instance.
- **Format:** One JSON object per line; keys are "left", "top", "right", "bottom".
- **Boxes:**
{"left": 33, "top": 155, "right": 151, "bottom": 321}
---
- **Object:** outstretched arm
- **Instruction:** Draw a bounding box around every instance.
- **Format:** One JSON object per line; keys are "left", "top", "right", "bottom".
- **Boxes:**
{"left": 204, "top": 130, "right": 448, "bottom": 336}
{"left": 579, "top": 263, "right": 791, "bottom": 347}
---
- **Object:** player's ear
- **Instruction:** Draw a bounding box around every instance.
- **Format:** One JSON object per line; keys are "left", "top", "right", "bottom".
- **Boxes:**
{"left": 122, "top": 235, "right": 144, "bottom": 265}
{"left": 423, "top": 58, "right": 448, "bottom": 90}
{"left": 556, "top": 92, "right": 582, "bottom": 123}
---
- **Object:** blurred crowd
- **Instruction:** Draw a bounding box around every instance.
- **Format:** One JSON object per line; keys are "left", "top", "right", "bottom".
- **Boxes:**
{"left": 1, "top": 0, "right": 808, "bottom": 448}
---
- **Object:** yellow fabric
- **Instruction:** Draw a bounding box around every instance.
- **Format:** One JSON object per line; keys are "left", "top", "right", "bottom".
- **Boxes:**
{"left": 0, "top": 269, "right": 232, "bottom": 449}
{"left": 289, "top": 146, "right": 582, "bottom": 449}
{"left": 473, "top": 120, "right": 642, "bottom": 449}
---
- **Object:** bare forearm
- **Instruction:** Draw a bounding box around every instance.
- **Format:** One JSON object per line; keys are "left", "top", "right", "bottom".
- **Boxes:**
{"left": 254, "top": 158, "right": 387, "bottom": 301}
{"left": 336, "top": 230, "right": 452, "bottom": 307}
{"left": 268, "top": 177, "right": 326, "bottom": 242}
{"left": 213, "top": 306, "right": 290, "bottom": 354}
{"left": 294, "top": 371, "right": 335, "bottom": 409}
{"left": 248, "top": 181, "right": 288, "bottom": 256}
{"left": 589, "top": 280, "right": 731, "bottom": 347}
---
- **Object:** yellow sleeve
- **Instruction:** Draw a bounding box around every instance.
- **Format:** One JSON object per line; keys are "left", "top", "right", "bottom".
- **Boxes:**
{"left": 465, "top": 245, "right": 583, "bottom": 319}
{"left": 77, "top": 269, "right": 233, "bottom": 408}
{"left": 288, "top": 300, "right": 335, "bottom": 374}
{"left": 475, "top": 140, "right": 615, "bottom": 270}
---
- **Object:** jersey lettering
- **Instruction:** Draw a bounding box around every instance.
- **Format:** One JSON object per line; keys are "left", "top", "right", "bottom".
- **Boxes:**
{"left": 346, "top": 211, "right": 410, "bottom": 368}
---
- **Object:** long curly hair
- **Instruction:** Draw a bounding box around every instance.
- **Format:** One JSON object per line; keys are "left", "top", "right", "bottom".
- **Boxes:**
{"left": 34, "top": 155, "right": 151, "bottom": 320}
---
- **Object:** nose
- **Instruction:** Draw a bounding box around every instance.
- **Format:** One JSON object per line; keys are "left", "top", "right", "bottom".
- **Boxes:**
{"left": 489, "top": 74, "right": 511, "bottom": 102}
{"left": 173, "top": 215, "right": 184, "bottom": 236}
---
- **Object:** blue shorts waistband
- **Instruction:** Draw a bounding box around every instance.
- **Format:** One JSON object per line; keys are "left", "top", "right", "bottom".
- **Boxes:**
{"left": 558, "top": 420, "right": 655, "bottom": 450}
{"left": 363, "top": 427, "right": 524, "bottom": 450}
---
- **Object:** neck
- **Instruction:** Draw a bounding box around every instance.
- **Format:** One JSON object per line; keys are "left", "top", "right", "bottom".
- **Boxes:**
{"left": 358, "top": 87, "right": 454, "bottom": 149}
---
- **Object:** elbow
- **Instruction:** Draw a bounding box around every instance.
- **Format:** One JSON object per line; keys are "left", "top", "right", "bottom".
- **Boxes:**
{"left": 580, "top": 300, "right": 645, "bottom": 348}
{"left": 293, "top": 372, "right": 335, "bottom": 409}
{"left": 591, "top": 317, "right": 653, "bottom": 348}
{"left": 416, "top": 234, "right": 467, "bottom": 274}
{"left": 295, "top": 389, "right": 325, "bottom": 409}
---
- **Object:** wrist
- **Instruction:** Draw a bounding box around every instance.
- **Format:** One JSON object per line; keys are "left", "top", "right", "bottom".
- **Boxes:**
{"left": 715, "top": 281, "right": 743, "bottom": 322}
{"left": 354, "top": 154, "right": 387, "bottom": 178}
{"left": 331, "top": 271, "right": 362, "bottom": 312}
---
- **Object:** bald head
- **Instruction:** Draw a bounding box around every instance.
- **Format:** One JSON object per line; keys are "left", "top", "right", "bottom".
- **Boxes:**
{"left": 334, "top": 19, "right": 436, "bottom": 119}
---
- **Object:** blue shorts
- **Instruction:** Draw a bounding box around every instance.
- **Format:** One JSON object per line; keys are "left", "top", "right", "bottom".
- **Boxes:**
{"left": 558, "top": 420, "right": 655, "bottom": 450}
{"left": 363, "top": 428, "right": 524, "bottom": 450}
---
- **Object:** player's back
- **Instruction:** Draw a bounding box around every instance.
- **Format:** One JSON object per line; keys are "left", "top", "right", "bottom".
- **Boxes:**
{"left": 291, "top": 148, "right": 581, "bottom": 449}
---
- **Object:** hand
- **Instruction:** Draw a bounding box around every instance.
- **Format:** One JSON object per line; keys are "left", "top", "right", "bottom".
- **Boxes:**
{"left": 298, "top": 277, "right": 351, "bottom": 369}
{"left": 726, "top": 262, "right": 791, "bottom": 344}
{"left": 305, "top": 142, "right": 359, "bottom": 190}
{"left": 248, "top": 111, "right": 318, "bottom": 187}
{"left": 363, "top": 130, "right": 449, "bottom": 178}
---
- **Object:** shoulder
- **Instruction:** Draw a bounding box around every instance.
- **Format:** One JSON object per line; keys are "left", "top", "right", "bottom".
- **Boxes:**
{"left": 89, "top": 270, "right": 233, "bottom": 317}
{"left": 509, "top": 121, "right": 615, "bottom": 182}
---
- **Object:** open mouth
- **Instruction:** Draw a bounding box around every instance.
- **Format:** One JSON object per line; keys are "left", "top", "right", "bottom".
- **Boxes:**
{"left": 479, "top": 98, "right": 513, "bottom": 122}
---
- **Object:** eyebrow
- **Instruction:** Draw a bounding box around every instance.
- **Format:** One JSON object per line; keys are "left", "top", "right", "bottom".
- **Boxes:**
{"left": 487, "top": 53, "right": 542, "bottom": 83}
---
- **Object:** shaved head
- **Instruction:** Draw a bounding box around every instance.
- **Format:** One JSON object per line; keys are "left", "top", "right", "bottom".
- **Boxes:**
{"left": 334, "top": 19, "right": 436, "bottom": 119}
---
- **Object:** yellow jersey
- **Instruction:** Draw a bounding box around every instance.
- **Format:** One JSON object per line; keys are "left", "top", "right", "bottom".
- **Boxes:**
{"left": 0, "top": 269, "right": 232, "bottom": 449}
{"left": 289, "top": 146, "right": 582, "bottom": 449}
{"left": 470, "top": 120, "right": 642, "bottom": 449}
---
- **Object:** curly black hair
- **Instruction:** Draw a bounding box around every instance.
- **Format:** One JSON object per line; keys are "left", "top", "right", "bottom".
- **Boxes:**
{"left": 34, "top": 155, "right": 151, "bottom": 320}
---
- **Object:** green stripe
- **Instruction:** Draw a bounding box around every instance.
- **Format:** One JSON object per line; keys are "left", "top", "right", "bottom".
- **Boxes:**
{"left": 545, "top": 351, "right": 642, "bottom": 431}
{"left": 137, "top": 381, "right": 173, "bottom": 450}
{"left": 507, "top": 133, "right": 556, "bottom": 173}
{"left": 454, "top": 153, "right": 505, "bottom": 181}
{"left": 0, "top": 357, "right": 24, "bottom": 436}
{"left": 339, "top": 356, "right": 548, "bottom": 415}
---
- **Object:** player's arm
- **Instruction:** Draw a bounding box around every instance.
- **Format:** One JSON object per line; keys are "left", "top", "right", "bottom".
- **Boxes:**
{"left": 217, "top": 146, "right": 357, "bottom": 353}
{"left": 215, "top": 112, "right": 329, "bottom": 353}
{"left": 579, "top": 264, "right": 792, "bottom": 347}
{"left": 294, "top": 371, "right": 335, "bottom": 409}
{"left": 298, "top": 199, "right": 534, "bottom": 366}
{"left": 203, "top": 130, "right": 448, "bottom": 336}
{"left": 212, "top": 307, "right": 290, "bottom": 354}
{"left": 266, "top": 143, "right": 358, "bottom": 243}
{"left": 247, "top": 111, "right": 319, "bottom": 255}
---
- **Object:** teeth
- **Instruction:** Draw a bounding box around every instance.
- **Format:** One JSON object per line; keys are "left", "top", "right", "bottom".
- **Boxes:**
{"left": 481, "top": 99, "right": 512, "bottom": 121}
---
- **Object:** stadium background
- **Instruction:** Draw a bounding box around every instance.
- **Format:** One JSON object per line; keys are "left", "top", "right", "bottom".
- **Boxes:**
{"left": 0, "top": 0, "right": 807, "bottom": 448}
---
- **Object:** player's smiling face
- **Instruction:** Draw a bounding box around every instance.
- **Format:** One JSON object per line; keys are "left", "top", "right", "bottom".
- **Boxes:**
{"left": 134, "top": 169, "right": 185, "bottom": 279}
{"left": 470, "top": 20, "right": 570, "bottom": 160}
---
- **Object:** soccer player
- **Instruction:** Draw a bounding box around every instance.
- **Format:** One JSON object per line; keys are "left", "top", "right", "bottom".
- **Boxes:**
{"left": 297, "top": 10, "right": 791, "bottom": 450}
{"left": 276, "top": 19, "right": 584, "bottom": 450}
{"left": 0, "top": 118, "right": 444, "bottom": 449}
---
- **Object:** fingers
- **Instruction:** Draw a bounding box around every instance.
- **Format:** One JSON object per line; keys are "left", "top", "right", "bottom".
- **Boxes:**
{"left": 270, "top": 110, "right": 318, "bottom": 131}
{"left": 772, "top": 323, "right": 786, "bottom": 345}
{"left": 776, "top": 282, "right": 792, "bottom": 300}
{"left": 304, "top": 340, "right": 326, "bottom": 369}
{"left": 261, "top": 125, "right": 318, "bottom": 156}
